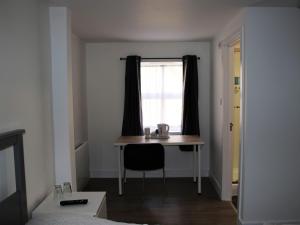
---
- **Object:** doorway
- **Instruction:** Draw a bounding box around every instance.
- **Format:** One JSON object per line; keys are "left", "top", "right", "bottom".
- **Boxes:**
{"left": 220, "top": 29, "right": 244, "bottom": 219}
{"left": 230, "top": 41, "right": 241, "bottom": 209}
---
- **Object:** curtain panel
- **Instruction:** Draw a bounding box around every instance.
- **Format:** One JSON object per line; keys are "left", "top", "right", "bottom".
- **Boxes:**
{"left": 121, "top": 55, "right": 143, "bottom": 136}
{"left": 180, "top": 55, "right": 200, "bottom": 151}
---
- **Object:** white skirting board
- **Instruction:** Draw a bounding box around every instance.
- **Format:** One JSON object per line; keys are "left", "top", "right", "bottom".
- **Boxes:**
{"left": 75, "top": 142, "right": 89, "bottom": 190}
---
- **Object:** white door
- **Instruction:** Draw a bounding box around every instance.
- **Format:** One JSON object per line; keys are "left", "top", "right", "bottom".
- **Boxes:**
{"left": 230, "top": 42, "right": 241, "bottom": 197}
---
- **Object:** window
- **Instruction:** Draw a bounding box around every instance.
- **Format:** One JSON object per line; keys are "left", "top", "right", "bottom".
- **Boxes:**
{"left": 141, "top": 61, "right": 183, "bottom": 133}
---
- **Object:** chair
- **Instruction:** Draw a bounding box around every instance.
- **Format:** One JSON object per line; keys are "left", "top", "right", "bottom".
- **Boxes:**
{"left": 123, "top": 143, "right": 165, "bottom": 185}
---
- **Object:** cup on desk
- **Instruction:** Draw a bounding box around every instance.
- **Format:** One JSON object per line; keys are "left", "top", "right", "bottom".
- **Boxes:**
{"left": 144, "top": 127, "right": 150, "bottom": 139}
{"left": 53, "top": 185, "right": 63, "bottom": 201}
{"left": 63, "top": 182, "right": 72, "bottom": 197}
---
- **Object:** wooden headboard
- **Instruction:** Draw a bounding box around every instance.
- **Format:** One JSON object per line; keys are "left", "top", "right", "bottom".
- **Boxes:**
{"left": 0, "top": 129, "right": 28, "bottom": 225}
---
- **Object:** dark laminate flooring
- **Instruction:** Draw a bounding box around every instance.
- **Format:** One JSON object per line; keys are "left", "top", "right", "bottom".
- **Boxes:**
{"left": 84, "top": 178, "right": 237, "bottom": 225}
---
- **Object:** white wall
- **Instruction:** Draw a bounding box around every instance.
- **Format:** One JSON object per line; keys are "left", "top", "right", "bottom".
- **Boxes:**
{"left": 0, "top": 0, "right": 54, "bottom": 212}
{"left": 212, "top": 7, "right": 300, "bottom": 224}
{"left": 86, "top": 42, "right": 211, "bottom": 178}
{"left": 72, "top": 34, "right": 88, "bottom": 147}
{"left": 211, "top": 10, "right": 245, "bottom": 197}
{"left": 72, "top": 34, "right": 89, "bottom": 190}
{"left": 49, "top": 6, "right": 77, "bottom": 190}
{"left": 240, "top": 8, "right": 300, "bottom": 224}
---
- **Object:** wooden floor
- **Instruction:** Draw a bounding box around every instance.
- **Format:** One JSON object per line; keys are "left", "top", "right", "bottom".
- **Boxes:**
{"left": 84, "top": 178, "right": 237, "bottom": 225}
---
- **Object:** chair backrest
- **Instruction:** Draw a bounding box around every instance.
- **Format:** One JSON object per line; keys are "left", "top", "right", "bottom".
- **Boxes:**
{"left": 124, "top": 144, "right": 165, "bottom": 171}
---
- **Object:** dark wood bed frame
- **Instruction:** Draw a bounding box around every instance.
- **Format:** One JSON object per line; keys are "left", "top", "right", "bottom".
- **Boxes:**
{"left": 0, "top": 129, "right": 28, "bottom": 225}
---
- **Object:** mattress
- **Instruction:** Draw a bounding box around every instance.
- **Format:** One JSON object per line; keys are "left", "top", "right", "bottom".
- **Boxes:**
{"left": 27, "top": 212, "right": 144, "bottom": 225}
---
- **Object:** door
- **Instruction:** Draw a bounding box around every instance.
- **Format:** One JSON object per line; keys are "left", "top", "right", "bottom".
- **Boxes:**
{"left": 230, "top": 42, "right": 241, "bottom": 209}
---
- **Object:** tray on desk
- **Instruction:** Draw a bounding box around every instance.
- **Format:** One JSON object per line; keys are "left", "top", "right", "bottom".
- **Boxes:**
{"left": 146, "top": 135, "right": 170, "bottom": 139}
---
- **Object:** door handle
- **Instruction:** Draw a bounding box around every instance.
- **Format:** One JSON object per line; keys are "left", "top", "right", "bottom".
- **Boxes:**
{"left": 230, "top": 123, "right": 234, "bottom": 131}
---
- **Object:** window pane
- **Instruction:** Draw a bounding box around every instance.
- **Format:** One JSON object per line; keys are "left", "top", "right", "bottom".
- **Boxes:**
{"left": 141, "top": 66, "right": 162, "bottom": 95}
{"left": 142, "top": 99, "right": 162, "bottom": 131}
{"left": 141, "top": 61, "right": 183, "bottom": 133}
{"left": 163, "top": 99, "right": 182, "bottom": 132}
{"left": 163, "top": 66, "right": 182, "bottom": 94}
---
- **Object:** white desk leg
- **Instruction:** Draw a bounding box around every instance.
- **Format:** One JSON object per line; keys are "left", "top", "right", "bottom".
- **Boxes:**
{"left": 198, "top": 145, "right": 201, "bottom": 194}
{"left": 193, "top": 145, "right": 196, "bottom": 182}
{"left": 118, "top": 146, "right": 123, "bottom": 195}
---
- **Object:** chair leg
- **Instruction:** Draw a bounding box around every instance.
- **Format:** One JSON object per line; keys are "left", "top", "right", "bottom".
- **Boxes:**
{"left": 123, "top": 169, "right": 126, "bottom": 183}
{"left": 142, "top": 171, "right": 145, "bottom": 190}
{"left": 163, "top": 168, "right": 166, "bottom": 184}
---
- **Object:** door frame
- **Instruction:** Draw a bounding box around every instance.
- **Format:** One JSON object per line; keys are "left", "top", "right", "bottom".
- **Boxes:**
{"left": 220, "top": 27, "right": 245, "bottom": 218}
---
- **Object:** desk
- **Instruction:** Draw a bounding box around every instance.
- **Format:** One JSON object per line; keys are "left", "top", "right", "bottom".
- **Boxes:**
{"left": 114, "top": 135, "right": 204, "bottom": 195}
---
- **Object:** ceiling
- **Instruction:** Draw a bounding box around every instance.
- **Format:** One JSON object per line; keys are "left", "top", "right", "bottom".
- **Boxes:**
{"left": 60, "top": 0, "right": 299, "bottom": 41}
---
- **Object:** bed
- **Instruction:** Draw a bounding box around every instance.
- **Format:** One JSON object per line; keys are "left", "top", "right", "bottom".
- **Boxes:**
{"left": 0, "top": 130, "right": 143, "bottom": 225}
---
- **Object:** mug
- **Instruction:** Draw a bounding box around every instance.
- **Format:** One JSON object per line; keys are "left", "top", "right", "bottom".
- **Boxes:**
{"left": 144, "top": 127, "right": 150, "bottom": 138}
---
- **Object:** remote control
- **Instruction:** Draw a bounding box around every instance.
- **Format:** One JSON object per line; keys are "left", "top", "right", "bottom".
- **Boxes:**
{"left": 60, "top": 199, "right": 88, "bottom": 206}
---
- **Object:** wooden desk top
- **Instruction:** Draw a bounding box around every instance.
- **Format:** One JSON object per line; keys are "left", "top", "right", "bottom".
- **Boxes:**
{"left": 114, "top": 135, "right": 204, "bottom": 146}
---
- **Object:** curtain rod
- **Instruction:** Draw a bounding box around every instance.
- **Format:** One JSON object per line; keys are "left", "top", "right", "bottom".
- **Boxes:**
{"left": 120, "top": 57, "right": 200, "bottom": 60}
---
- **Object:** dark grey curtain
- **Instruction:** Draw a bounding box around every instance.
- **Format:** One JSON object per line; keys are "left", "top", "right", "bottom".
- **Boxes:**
{"left": 121, "top": 56, "right": 143, "bottom": 136}
{"left": 180, "top": 55, "right": 200, "bottom": 151}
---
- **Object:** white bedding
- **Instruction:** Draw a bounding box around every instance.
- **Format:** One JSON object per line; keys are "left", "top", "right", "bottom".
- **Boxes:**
{"left": 27, "top": 212, "right": 144, "bottom": 225}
